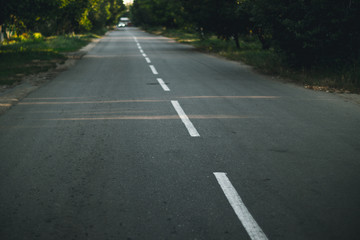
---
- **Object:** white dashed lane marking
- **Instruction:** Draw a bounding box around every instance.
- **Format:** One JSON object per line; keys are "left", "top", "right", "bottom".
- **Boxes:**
{"left": 149, "top": 65, "right": 159, "bottom": 75}
{"left": 157, "top": 78, "right": 170, "bottom": 92}
{"left": 214, "top": 172, "right": 269, "bottom": 240}
{"left": 171, "top": 100, "right": 200, "bottom": 137}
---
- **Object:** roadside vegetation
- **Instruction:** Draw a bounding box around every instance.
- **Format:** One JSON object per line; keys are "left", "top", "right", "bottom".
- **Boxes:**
{"left": 0, "top": 0, "right": 127, "bottom": 87}
{"left": 131, "top": 0, "right": 360, "bottom": 93}
{"left": 0, "top": 33, "right": 101, "bottom": 86}
{"left": 149, "top": 27, "right": 359, "bottom": 93}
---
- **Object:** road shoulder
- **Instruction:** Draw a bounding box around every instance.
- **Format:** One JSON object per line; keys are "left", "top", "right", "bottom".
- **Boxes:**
{"left": 0, "top": 38, "right": 101, "bottom": 116}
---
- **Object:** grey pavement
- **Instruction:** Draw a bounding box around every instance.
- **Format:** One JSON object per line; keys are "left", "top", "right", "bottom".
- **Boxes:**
{"left": 1, "top": 27, "right": 360, "bottom": 240}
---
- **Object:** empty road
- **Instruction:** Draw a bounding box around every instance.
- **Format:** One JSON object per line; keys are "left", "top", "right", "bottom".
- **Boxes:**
{"left": 1, "top": 28, "right": 360, "bottom": 240}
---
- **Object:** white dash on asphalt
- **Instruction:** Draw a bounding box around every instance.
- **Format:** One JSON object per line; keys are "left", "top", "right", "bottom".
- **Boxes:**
{"left": 145, "top": 58, "right": 151, "bottom": 63}
{"left": 213, "top": 172, "right": 269, "bottom": 240}
{"left": 149, "top": 65, "right": 158, "bottom": 75}
{"left": 142, "top": 53, "right": 147, "bottom": 57}
{"left": 140, "top": 49, "right": 144, "bottom": 54}
{"left": 171, "top": 100, "right": 200, "bottom": 137}
{"left": 157, "top": 78, "right": 170, "bottom": 91}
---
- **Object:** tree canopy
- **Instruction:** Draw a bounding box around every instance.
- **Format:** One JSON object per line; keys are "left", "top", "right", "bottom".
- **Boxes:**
{"left": 0, "top": 0, "right": 126, "bottom": 35}
{"left": 131, "top": 0, "right": 184, "bottom": 29}
{"left": 251, "top": 0, "right": 360, "bottom": 66}
{"left": 131, "top": 0, "right": 360, "bottom": 67}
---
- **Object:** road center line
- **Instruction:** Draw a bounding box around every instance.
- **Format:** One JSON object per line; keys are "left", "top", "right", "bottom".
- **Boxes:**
{"left": 157, "top": 78, "right": 170, "bottom": 91}
{"left": 149, "top": 65, "right": 158, "bottom": 75}
{"left": 142, "top": 53, "right": 147, "bottom": 57}
{"left": 171, "top": 100, "right": 200, "bottom": 137}
{"left": 213, "top": 172, "right": 269, "bottom": 240}
{"left": 145, "top": 57, "right": 151, "bottom": 63}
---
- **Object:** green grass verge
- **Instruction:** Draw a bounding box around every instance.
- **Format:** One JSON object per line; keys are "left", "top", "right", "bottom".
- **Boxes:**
{"left": 0, "top": 51, "right": 65, "bottom": 85}
{"left": 0, "top": 33, "right": 100, "bottom": 86}
{"left": 149, "top": 27, "right": 359, "bottom": 93}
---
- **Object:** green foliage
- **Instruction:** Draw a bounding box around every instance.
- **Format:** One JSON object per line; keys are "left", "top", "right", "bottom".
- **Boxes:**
{"left": 0, "top": 37, "right": 62, "bottom": 85}
{"left": 45, "top": 35, "right": 93, "bottom": 52}
{"left": 1, "top": 0, "right": 359, "bottom": 90}
{"left": 78, "top": 0, "right": 125, "bottom": 32}
{"left": 0, "top": 34, "right": 96, "bottom": 85}
{"left": 251, "top": 0, "right": 360, "bottom": 67}
{"left": 108, "top": 0, "right": 127, "bottom": 25}
{"left": 0, "top": 0, "right": 126, "bottom": 36}
{"left": 132, "top": 0, "right": 360, "bottom": 91}
{"left": 0, "top": 50, "right": 63, "bottom": 85}
{"left": 152, "top": 26, "right": 360, "bottom": 92}
{"left": 180, "top": 0, "right": 253, "bottom": 47}
{"left": 131, "top": 0, "right": 185, "bottom": 29}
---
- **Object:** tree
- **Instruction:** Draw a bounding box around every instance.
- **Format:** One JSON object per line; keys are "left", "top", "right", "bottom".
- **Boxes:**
{"left": 0, "top": 0, "right": 61, "bottom": 35}
{"left": 131, "top": 0, "right": 185, "bottom": 29}
{"left": 0, "top": 0, "right": 126, "bottom": 36}
{"left": 180, "top": 0, "right": 218, "bottom": 37}
{"left": 56, "top": 0, "right": 89, "bottom": 34}
{"left": 181, "top": 0, "right": 253, "bottom": 48}
{"left": 251, "top": 0, "right": 360, "bottom": 66}
{"left": 107, "top": 0, "right": 126, "bottom": 25}
{"left": 213, "top": 0, "right": 253, "bottom": 48}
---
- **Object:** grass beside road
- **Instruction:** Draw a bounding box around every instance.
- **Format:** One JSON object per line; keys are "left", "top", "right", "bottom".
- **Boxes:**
{"left": 149, "top": 27, "right": 360, "bottom": 93}
{"left": 0, "top": 33, "right": 100, "bottom": 86}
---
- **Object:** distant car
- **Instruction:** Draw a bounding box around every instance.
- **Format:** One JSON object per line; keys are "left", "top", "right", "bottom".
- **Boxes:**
{"left": 118, "top": 22, "right": 126, "bottom": 28}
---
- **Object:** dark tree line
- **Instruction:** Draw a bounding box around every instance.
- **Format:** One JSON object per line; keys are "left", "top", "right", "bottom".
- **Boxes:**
{"left": 131, "top": 0, "right": 184, "bottom": 29}
{"left": 251, "top": 0, "right": 360, "bottom": 67}
{"left": 0, "top": 0, "right": 126, "bottom": 36}
{"left": 131, "top": 0, "right": 360, "bottom": 67}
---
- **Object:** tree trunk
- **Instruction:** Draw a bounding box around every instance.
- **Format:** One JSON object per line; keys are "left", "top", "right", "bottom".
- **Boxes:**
{"left": 0, "top": 25, "right": 3, "bottom": 42}
{"left": 257, "top": 33, "right": 271, "bottom": 50}
{"left": 234, "top": 33, "right": 240, "bottom": 49}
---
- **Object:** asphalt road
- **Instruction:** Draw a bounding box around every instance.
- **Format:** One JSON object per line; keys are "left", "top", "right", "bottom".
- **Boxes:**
{"left": 1, "top": 27, "right": 360, "bottom": 240}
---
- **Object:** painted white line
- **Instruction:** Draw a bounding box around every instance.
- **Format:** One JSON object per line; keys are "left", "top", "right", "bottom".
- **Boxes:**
{"left": 157, "top": 78, "right": 170, "bottom": 91}
{"left": 142, "top": 53, "right": 147, "bottom": 57}
{"left": 213, "top": 172, "right": 269, "bottom": 240}
{"left": 140, "top": 49, "right": 144, "bottom": 54}
{"left": 145, "top": 58, "right": 151, "bottom": 63}
{"left": 171, "top": 100, "right": 200, "bottom": 137}
{"left": 149, "top": 65, "right": 158, "bottom": 75}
